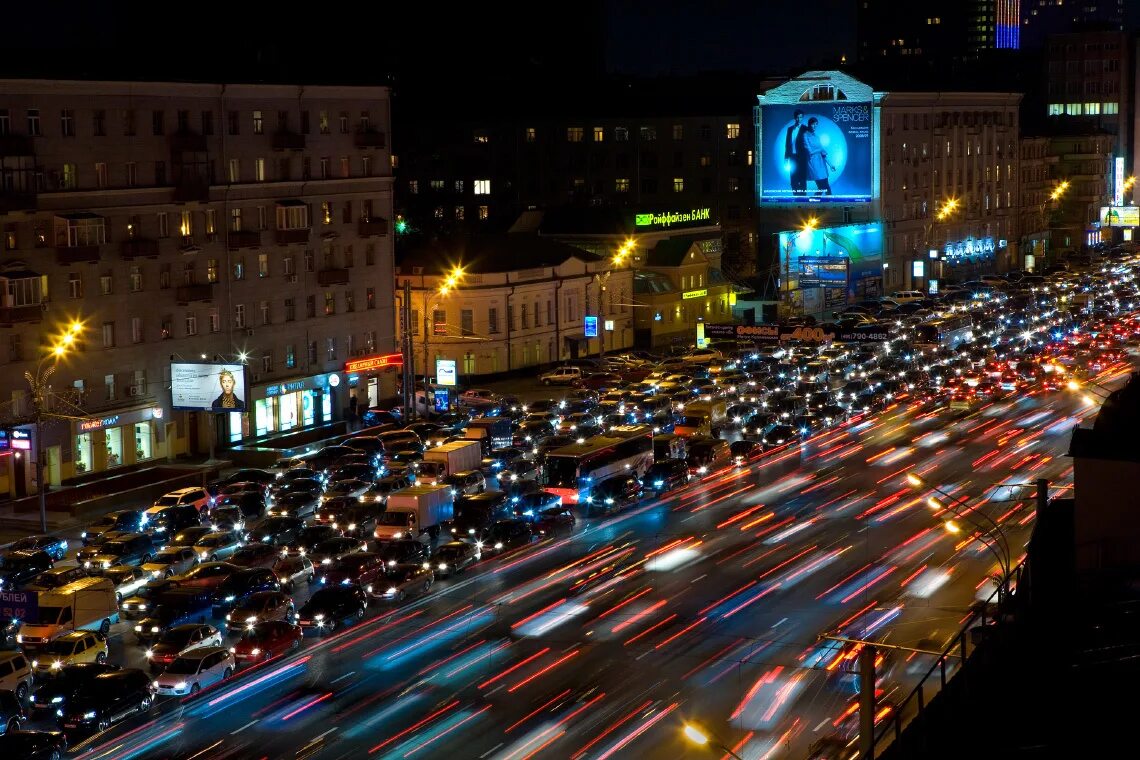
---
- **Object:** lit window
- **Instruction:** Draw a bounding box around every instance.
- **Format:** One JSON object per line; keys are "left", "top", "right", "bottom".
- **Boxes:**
{"left": 615, "top": 178, "right": 630, "bottom": 193}
{"left": 1104, "top": 102, "right": 1119, "bottom": 115}
{"left": 525, "top": 127, "right": 536, "bottom": 142}
{"left": 1084, "top": 102, "right": 1100, "bottom": 115}
{"left": 725, "top": 123, "right": 740, "bottom": 139}
{"left": 593, "top": 127, "right": 604, "bottom": 142}
{"left": 474, "top": 179, "right": 491, "bottom": 195}
{"left": 1047, "top": 103, "right": 1063, "bottom": 116}
{"left": 672, "top": 124, "right": 683, "bottom": 140}
{"left": 673, "top": 177, "right": 684, "bottom": 193}
{"left": 478, "top": 206, "right": 488, "bottom": 220}
{"left": 566, "top": 127, "right": 583, "bottom": 142}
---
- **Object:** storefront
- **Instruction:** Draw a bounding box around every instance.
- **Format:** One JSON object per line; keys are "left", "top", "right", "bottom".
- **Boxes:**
{"left": 344, "top": 353, "right": 403, "bottom": 409}
{"left": 73, "top": 407, "right": 166, "bottom": 476}
{"left": 249, "top": 372, "right": 343, "bottom": 439}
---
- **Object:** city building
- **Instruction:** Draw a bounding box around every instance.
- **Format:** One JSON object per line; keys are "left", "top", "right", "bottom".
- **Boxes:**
{"left": 1045, "top": 129, "right": 1116, "bottom": 249}
{"left": 1018, "top": 135, "right": 1054, "bottom": 267}
{"left": 393, "top": 78, "right": 760, "bottom": 278}
{"left": 1021, "top": 0, "right": 1127, "bottom": 48}
{"left": 394, "top": 232, "right": 634, "bottom": 381}
{"left": 0, "top": 79, "right": 395, "bottom": 498}
{"left": 856, "top": 0, "right": 1022, "bottom": 64}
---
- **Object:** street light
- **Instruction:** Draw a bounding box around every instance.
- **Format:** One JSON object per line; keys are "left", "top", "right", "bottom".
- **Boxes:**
{"left": 906, "top": 472, "right": 1011, "bottom": 578}
{"left": 1066, "top": 377, "right": 1118, "bottom": 406}
{"left": 25, "top": 319, "right": 85, "bottom": 532}
{"left": 681, "top": 722, "right": 744, "bottom": 760}
{"left": 418, "top": 264, "right": 465, "bottom": 418}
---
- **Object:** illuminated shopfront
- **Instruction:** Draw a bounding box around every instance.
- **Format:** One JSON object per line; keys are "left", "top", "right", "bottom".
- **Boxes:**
{"left": 344, "top": 353, "right": 403, "bottom": 409}
{"left": 249, "top": 373, "right": 342, "bottom": 439}
{"left": 75, "top": 433, "right": 93, "bottom": 474}
{"left": 73, "top": 407, "right": 164, "bottom": 475}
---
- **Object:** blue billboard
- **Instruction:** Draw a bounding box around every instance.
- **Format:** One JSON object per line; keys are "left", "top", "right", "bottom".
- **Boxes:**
{"left": 778, "top": 223, "right": 883, "bottom": 297}
{"left": 761, "top": 102, "right": 873, "bottom": 203}
{"left": 584, "top": 316, "right": 598, "bottom": 338}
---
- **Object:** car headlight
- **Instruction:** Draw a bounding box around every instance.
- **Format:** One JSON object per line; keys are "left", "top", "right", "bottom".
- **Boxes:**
{"left": 175, "top": 681, "right": 187, "bottom": 691}
{"left": 225, "top": 613, "right": 233, "bottom": 621}
{"left": 386, "top": 587, "right": 397, "bottom": 596}
{"left": 438, "top": 563, "right": 448, "bottom": 570}
{"left": 31, "top": 659, "right": 38, "bottom": 668}
{"left": 83, "top": 711, "right": 97, "bottom": 719}
{"left": 145, "top": 648, "right": 154, "bottom": 658}
{"left": 51, "top": 696, "right": 63, "bottom": 704}
{"left": 84, "top": 561, "right": 92, "bottom": 568}
{"left": 392, "top": 532, "right": 403, "bottom": 539}
{"left": 251, "top": 648, "right": 261, "bottom": 656}
{"left": 224, "top": 595, "right": 236, "bottom": 602}
{"left": 52, "top": 660, "right": 63, "bottom": 670}
{"left": 81, "top": 531, "right": 88, "bottom": 538}
{"left": 494, "top": 542, "right": 504, "bottom": 550}
{"left": 314, "top": 614, "right": 324, "bottom": 620}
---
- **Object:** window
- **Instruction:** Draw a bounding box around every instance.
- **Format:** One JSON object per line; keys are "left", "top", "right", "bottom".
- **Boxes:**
{"left": 615, "top": 126, "right": 629, "bottom": 142}
{"left": 1104, "top": 102, "right": 1119, "bottom": 115}
{"left": 1084, "top": 102, "right": 1101, "bottom": 115}
{"left": 233, "top": 257, "right": 245, "bottom": 280}
{"left": 252, "top": 110, "right": 263, "bottom": 134}
{"left": 234, "top": 304, "right": 245, "bottom": 329}
{"left": 260, "top": 300, "right": 270, "bottom": 325}
{"left": 202, "top": 110, "right": 214, "bottom": 135}
{"left": 474, "top": 179, "right": 491, "bottom": 195}
{"left": 338, "top": 111, "right": 349, "bottom": 133}
{"left": 728, "top": 176, "right": 740, "bottom": 192}
{"left": 640, "top": 126, "right": 657, "bottom": 141}
{"left": 478, "top": 206, "right": 488, "bottom": 220}
{"left": 176, "top": 109, "right": 190, "bottom": 132}
{"left": 455, "top": 205, "right": 465, "bottom": 220}
{"left": 488, "top": 307, "right": 499, "bottom": 334}
{"left": 26, "top": 109, "right": 40, "bottom": 136}
{"left": 261, "top": 352, "right": 273, "bottom": 374}
{"left": 61, "top": 163, "right": 78, "bottom": 189}
{"left": 254, "top": 158, "right": 265, "bottom": 182}
{"left": 725, "top": 122, "right": 741, "bottom": 139}
{"left": 673, "top": 177, "right": 684, "bottom": 192}
{"left": 100, "top": 273, "right": 112, "bottom": 295}
{"left": 156, "top": 211, "right": 169, "bottom": 238}
{"left": 461, "top": 309, "right": 474, "bottom": 336}
{"left": 60, "top": 109, "right": 75, "bottom": 137}
{"left": 68, "top": 273, "right": 83, "bottom": 299}
{"left": 227, "top": 110, "right": 239, "bottom": 135}
{"left": 340, "top": 157, "right": 350, "bottom": 178}
{"left": 307, "top": 341, "right": 318, "bottom": 365}
{"left": 129, "top": 266, "right": 142, "bottom": 292}
{"left": 699, "top": 154, "right": 711, "bottom": 167}
{"left": 366, "top": 287, "right": 376, "bottom": 309}
{"left": 101, "top": 321, "right": 114, "bottom": 347}
{"left": 154, "top": 160, "right": 166, "bottom": 185}
{"left": 408, "top": 179, "right": 419, "bottom": 195}
{"left": 185, "top": 313, "right": 198, "bottom": 336}
{"left": 326, "top": 337, "right": 337, "bottom": 360}
{"left": 615, "top": 178, "right": 630, "bottom": 193}
{"left": 105, "top": 374, "right": 115, "bottom": 400}
{"left": 304, "top": 250, "right": 315, "bottom": 271}
{"left": 324, "top": 291, "right": 335, "bottom": 315}
{"left": 152, "top": 110, "right": 164, "bottom": 136}
{"left": 93, "top": 109, "right": 105, "bottom": 136}
{"left": 318, "top": 110, "right": 329, "bottom": 134}
{"left": 285, "top": 344, "right": 296, "bottom": 368}
{"left": 4, "top": 230, "right": 14, "bottom": 250}
{"left": 276, "top": 203, "right": 309, "bottom": 230}
{"left": 131, "top": 317, "right": 142, "bottom": 343}
{"left": 159, "top": 264, "right": 171, "bottom": 289}
{"left": 230, "top": 208, "right": 243, "bottom": 233}
{"left": 208, "top": 309, "right": 219, "bottom": 333}
{"left": 1047, "top": 103, "right": 1063, "bottom": 116}
{"left": 567, "top": 127, "right": 584, "bottom": 142}
{"left": 433, "top": 309, "right": 446, "bottom": 335}
{"left": 258, "top": 253, "right": 269, "bottom": 278}
{"left": 0, "top": 108, "right": 10, "bottom": 134}
{"left": 94, "top": 163, "right": 107, "bottom": 188}
{"left": 341, "top": 201, "right": 352, "bottom": 224}
{"left": 525, "top": 127, "right": 536, "bottom": 142}
{"left": 280, "top": 296, "right": 294, "bottom": 322}
{"left": 593, "top": 126, "right": 604, "bottom": 142}
{"left": 672, "top": 124, "right": 684, "bottom": 140}
{"left": 203, "top": 258, "right": 217, "bottom": 283}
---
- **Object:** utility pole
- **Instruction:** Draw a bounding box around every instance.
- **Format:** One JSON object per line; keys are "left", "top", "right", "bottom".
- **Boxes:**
{"left": 859, "top": 644, "right": 876, "bottom": 759}
{"left": 402, "top": 280, "right": 413, "bottom": 421}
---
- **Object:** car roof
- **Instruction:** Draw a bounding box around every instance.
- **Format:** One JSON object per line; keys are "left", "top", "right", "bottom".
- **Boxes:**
{"left": 166, "top": 487, "right": 203, "bottom": 496}
{"left": 176, "top": 645, "right": 229, "bottom": 660}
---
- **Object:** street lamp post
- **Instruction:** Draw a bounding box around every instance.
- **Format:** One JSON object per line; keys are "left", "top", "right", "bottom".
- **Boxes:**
{"left": 906, "top": 473, "right": 1012, "bottom": 578}
{"left": 415, "top": 266, "right": 464, "bottom": 420}
{"left": 681, "top": 722, "right": 744, "bottom": 760}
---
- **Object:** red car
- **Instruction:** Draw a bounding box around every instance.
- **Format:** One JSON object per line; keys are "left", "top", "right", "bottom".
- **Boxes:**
{"left": 320, "top": 552, "right": 387, "bottom": 596}
{"left": 229, "top": 619, "right": 303, "bottom": 665}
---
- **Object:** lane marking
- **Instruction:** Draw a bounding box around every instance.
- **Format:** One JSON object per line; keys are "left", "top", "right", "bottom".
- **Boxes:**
{"left": 231, "top": 720, "right": 259, "bottom": 734}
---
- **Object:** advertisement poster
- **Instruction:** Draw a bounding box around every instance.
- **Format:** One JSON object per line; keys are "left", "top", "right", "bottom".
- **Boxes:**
{"left": 778, "top": 223, "right": 883, "bottom": 297}
{"left": 1100, "top": 206, "right": 1139, "bottom": 227}
{"left": 761, "top": 102, "right": 873, "bottom": 203}
{"left": 436, "top": 359, "right": 457, "bottom": 387}
{"left": 171, "top": 363, "right": 247, "bottom": 412}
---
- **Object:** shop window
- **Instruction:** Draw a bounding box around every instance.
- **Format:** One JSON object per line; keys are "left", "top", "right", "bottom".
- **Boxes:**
{"left": 134, "top": 423, "right": 151, "bottom": 461}
{"left": 106, "top": 427, "right": 123, "bottom": 467}
{"left": 75, "top": 433, "right": 92, "bottom": 473}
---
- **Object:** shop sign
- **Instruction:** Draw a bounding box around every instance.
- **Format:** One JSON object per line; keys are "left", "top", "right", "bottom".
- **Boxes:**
{"left": 682, "top": 289, "right": 708, "bottom": 299}
{"left": 11, "top": 429, "right": 30, "bottom": 450}
{"left": 634, "top": 207, "right": 712, "bottom": 229}
{"left": 0, "top": 430, "right": 8, "bottom": 450}
{"left": 344, "top": 353, "right": 404, "bottom": 373}
{"left": 943, "top": 237, "right": 996, "bottom": 262}
{"left": 433, "top": 388, "right": 450, "bottom": 413}
{"left": 79, "top": 415, "right": 121, "bottom": 432}
{"left": 265, "top": 380, "right": 309, "bottom": 397}
{"left": 0, "top": 591, "right": 36, "bottom": 622}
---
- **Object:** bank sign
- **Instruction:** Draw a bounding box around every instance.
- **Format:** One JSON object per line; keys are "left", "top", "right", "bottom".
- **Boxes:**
{"left": 634, "top": 207, "right": 713, "bottom": 230}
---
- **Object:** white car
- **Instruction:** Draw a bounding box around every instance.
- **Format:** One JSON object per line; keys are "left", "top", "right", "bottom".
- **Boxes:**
{"left": 102, "top": 565, "right": 151, "bottom": 603}
{"left": 682, "top": 348, "right": 724, "bottom": 363}
{"left": 151, "top": 646, "right": 235, "bottom": 696}
{"left": 889, "top": 290, "right": 925, "bottom": 304}
{"left": 152, "top": 487, "right": 211, "bottom": 513}
{"left": 142, "top": 547, "right": 200, "bottom": 579}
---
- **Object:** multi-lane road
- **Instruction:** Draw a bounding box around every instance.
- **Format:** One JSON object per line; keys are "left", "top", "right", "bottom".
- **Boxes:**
{"left": 25, "top": 376, "right": 1102, "bottom": 760}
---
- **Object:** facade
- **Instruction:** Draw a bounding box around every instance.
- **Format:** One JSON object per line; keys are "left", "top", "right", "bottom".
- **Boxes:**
{"left": 1018, "top": 135, "right": 1054, "bottom": 267}
{"left": 0, "top": 79, "right": 395, "bottom": 498}
{"left": 856, "top": 0, "right": 1020, "bottom": 64}
{"left": 394, "top": 233, "right": 634, "bottom": 381}
{"left": 1045, "top": 131, "right": 1116, "bottom": 250}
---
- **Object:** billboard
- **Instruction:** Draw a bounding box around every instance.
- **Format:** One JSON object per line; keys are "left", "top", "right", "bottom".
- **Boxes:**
{"left": 171, "top": 363, "right": 247, "bottom": 412}
{"left": 584, "top": 316, "right": 598, "bottom": 338}
{"left": 1100, "top": 206, "right": 1139, "bottom": 227}
{"left": 435, "top": 359, "right": 457, "bottom": 386}
{"left": 761, "top": 102, "right": 873, "bottom": 203}
{"left": 778, "top": 223, "right": 883, "bottom": 297}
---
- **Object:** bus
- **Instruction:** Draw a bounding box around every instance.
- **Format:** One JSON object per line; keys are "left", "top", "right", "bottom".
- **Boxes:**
{"left": 914, "top": 315, "right": 973, "bottom": 349}
{"left": 541, "top": 425, "right": 654, "bottom": 504}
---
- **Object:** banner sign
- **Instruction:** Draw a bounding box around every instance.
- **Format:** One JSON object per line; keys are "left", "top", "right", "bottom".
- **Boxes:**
{"left": 0, "top": 591, "right": 37, "bottom": 622}
{"left": 695, "top": 322, "right": 891, "bottom": 344}
{"left": 761, "top": 102, "right": 873, "bottom": 203}
{"left": 345, "top": 353, "right": 403, "bottom": 373}
{"left": 799, "top": 257, "right": 849, "bottom": 288}
{"left": 171, "top": 363, "right": 247, "bottom": 412}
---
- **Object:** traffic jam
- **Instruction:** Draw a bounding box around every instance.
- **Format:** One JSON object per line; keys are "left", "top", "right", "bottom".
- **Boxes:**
{"left": 0, "top": 255, "right": 1136, "bottom": 756}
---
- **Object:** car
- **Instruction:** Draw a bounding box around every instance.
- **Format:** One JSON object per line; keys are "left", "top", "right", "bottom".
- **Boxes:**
{"left": 191, "top": 531, "right": 244, "bottom": 562}
{"left": 152, "top": 647, "right": 235, "bottom": 697}
{"left": 271, "top": 554, "right": 315, "bottom": 592}
{"left": 208, "top": 469, "right": 275, "bottom": 493}
{"left": 143, "top": 504, "right": 204, "bottom": 540}
{"left": 23, "top": 566, "right": 88, "bottom": 592}
{"left": 161, "top": 525, "right": 214, "bottom": 550}
{"left": 309, "top": 537, "right": 369, "bottom": 567}
{"left": 275, "top": 467, "right": 327, "bottom": 485}
{"left": 249, "top": 516, "right": 305, "bottom": 547}
{"left": 361, "top": 407, "right": 400, "bottom": 426}
{"left": 584, "top": 476, "right": 644, "bottom": 515}
{"left": 80, "top": 535, "right": 156, "bottom": 569}
{"left": 224, "top": 591, "right": 295, "bottom": 630}
{"left": 269, "top": 478, "right": 324, "bottom": 504}
{"left": 344, "top": 435, "right": 387, "bottom": 461}
{"left": 100, "top": 565, "right": 151, "bottom": 603}
{"left": 533, "top": 506, "right": 576, "bottom": 537}
{"left": 319, "top": 552, "right": 387, "bottom": 594}
{"left": 433, "top": 541, "right": 479, "bottom": 577}
{"left": 539, "top": 366, "right": 583, "bottom": 386}
{"left": 0, "top": 550, "right": 54, "bottom": 591}
{"left": 297, "top": 584, "right": 369, "bottom": 635}
{"left": 320, "top": 479, "right": 372, "bottom": 504}
{"left": 381, "top": 563, "right": 435, "bottom": 602}
{"left": 479, "top": 520, "right": 534, "bottom": 555}
{"left": 643, "top": 459, "right": 691, "bottom": 493}
{"left": 152, "top": 487, "right": 211, "bottom": 513}
{"left": 730, "top": 439, "right": 764, "bottom": 464}
{"left": 60, "top": 668, "right": 153, "bottom": 731}
{"left": 29, "top": 631, "right": 109, "bottom": 676}
{"left": 210, "top": 492, "right": 266, "bottom": 521}
{"left": 133, "top": 589, "right": 216, "bottom": 644}
{"left": 168, "top": 561, "right": 241, "bottom": 590}
{"left": 80, "top": 510, "right": 146, "bottom": 546}
{"left": 7, "top": 536, "right": 69, "bottom": 563}
{"left": 361, "top": 474, "right": 413, "bottom": 506}
{"left": 229, "top": 620, "right": 303, "bottom": 665}
{"left": 760, "top": 423, "right": 800, "bottom": 449}
{"left": 444, "top": 470, "right": 486, "bottom": 497}
{"left": 144, "top": 623, "right": 223, "bottom": 673}
{"left": 459, "top": 388, "right": 500, "bottom": 409}
{"left": 0, "top": 688, "right": 25, "bottom": 736}
{"left": 229, "top": 543, "right": 282, "bottom": 570}
{"left": 327, "top": 463, "right": 379, "bottom": 485}
{"left": 375, "top": 539, "right": 430, "bottom": 569}
{"left": 0, "top": 730, "right": 69, "bottom": 759}
{"left": 510, "top": 490, "right": 561, "bottom": 518}
{"left": 29, "top": 662, "right": 121, "bottom": 717}
{"left": 319, "top": 502, "right": 379, "bottom": 538}
{"left": 209, "top": 568, "right": 282, "bottom": 612}
{"left": 141, "top": 547, "right": 199, "bottom": 580}
{"left": 500, "top": 458, "right": 541, "bottom": 484}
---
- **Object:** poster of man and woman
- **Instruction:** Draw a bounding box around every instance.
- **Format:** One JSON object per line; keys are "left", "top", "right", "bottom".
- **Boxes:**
{"left": 761, "top": 101, "right": 873, "bottom": 203}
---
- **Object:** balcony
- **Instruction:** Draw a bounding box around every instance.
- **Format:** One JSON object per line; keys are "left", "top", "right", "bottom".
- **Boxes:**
{"left": 170, "top": 132, "right": 208, "bottom": 153}
{"left": 120, "top": 238, "right": 159, "bottom": 259}
{"left": 175, "top": 283, "right": 215, "bottom": 303}
{"left": 358, "top": 218, "right": 389, "bottom": 237}
{"left": 317, "top": 268, "right": 350, "bottom": 286}
{"left": 173, "top": 176, "right": 210, "bottom": 202}
{"left": 0, "top": 134, "right": 34, "bottom": 156}
{"left": 0, "top": 191, "right": 35, "bottom": 213}
{"left": 275, "top": 228, "right": 310, "bottom": 245}
{"left": 55, "top": 244, "right": 101, "bottom": 264}
{"left": 0, "top": 305, "right": 43, "bottom": 325}
{"left": 228, "top": 230, "right": 261, "bottom": 249}
{"left": 272, "top": 131, "right": 306, "bottom": 151}
{"left": 353, "top": 129, "right": 387, "bottom": 149}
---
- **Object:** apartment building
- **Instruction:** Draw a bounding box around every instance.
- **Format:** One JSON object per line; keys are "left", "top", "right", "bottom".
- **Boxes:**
{"left": 0, "top": 79, "right": 394, "bottom": 497}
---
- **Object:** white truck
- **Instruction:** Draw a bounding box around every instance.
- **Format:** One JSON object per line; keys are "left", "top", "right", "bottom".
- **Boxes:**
{"left": 16, "top": 576, "right": 119, "bottom": 648}
{"left": 373, "top": 484, "right": 455, "bottom": 542}
{"left": 418, "top": 441, "right": 482, "bottom": 485}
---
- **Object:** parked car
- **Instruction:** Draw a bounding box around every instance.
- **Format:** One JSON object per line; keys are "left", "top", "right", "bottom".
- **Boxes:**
{"left": 297, "top": 585, "right": 369, "bottom": 635}
{"left": 0, "top": 551, "right": 53, "bottom": 591}
{"left": 152, "top": 487, "right": 211, "bottom": 513}
{"left": 141, "top": 548, "right": 199, "bottom": 580}
{"left": 59, "top": 668, "right": 153, "bottom": 731}
{"left": 539, "top": 366, "right": 583, "bottom": 386}
{"left": 151, "top": 647, "right": 235, "bottom": 697}
{"left": 7, "top": 536, "right": 69, "bottom": 563}
{"left": 229, "top": 620, "right": 303, "bottom": 665}
{"left": 144, "top": 623, "right": 222, "bottom": 673}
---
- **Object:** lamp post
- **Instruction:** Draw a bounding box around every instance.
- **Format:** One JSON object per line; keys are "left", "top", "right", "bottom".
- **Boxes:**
{"left": 1066, "top": 375, "right": 1124, "bottom": 407}
{"left": 681, "top": 722, "right": 744, "bottom": 760}
{"left": 905, "top": 472, "right": 1011, "bottom": 578}
{"left": 590, "top": 239, "right": 633, "bottom": 358}
{"left": 24, "top": 320, "right": 84, "bottom": 533}
{"left": 782, "top": 217, "right": 816, "bottom": 319}
{"left": 924, "top": 197, "right": 958, "bottom": 285}
{"left": 417, "top": 265, "right": 464, "bottom": 420}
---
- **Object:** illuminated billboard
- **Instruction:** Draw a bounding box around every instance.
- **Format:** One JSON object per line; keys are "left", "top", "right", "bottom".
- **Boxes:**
{"left": 760, "top": 102, "right": 873, "bottom": 203}
{"left": 1100, "top": 206, "right": 1139, "bottom": 227}
{"left": 778, "top": 222, "right": 883, "bottom": 296}
{"left": 171, "top": 363, "right": 248, "bottom": 412}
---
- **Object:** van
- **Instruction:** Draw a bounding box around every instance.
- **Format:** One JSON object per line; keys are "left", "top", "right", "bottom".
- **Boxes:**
{"left": 0, "top": 651, "right": 33, "bottom": 703}
{"left": 687, "top": 438, "right": 731, "bottom": 476}
{"left": 16, "top": 576, "right": 119, "bottom": 647}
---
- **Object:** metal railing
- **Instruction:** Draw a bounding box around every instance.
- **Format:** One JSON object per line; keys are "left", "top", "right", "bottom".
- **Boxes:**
{"left": 870, "top": 557, "right": 1027, "bottom": 757}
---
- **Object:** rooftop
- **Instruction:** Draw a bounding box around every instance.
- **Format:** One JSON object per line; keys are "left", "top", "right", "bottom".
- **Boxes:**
{"left": 396, "top": 233, "right": 600, "bottom": 276}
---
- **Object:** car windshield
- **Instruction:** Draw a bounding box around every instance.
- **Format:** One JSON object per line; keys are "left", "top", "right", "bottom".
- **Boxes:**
{"left": 238, "top": 627, "right": 271, "bottom": 642}
{"left": 309, "top": 588, "right": 353, "bottom": 606}
{"left": 378, "top": 513, "right": 410, "bottom": 526}
{"left": 105, "top": 569, "right": 135, "bottom": 583}
{"left": 101, "top": 541, "right": 128, "bottom": 554}
{"left": 163, "top": 630, "right": 194, "bottom": 646}
{"left": 165, "top": 657, "right": 202, "bottom": 674}
{"left": 154, "top": 550, "right": 182, "bottom": 561}
{"left": 437, "top": 546, "right": 465, "bottom": 560}
{"left": 154, "top": 496, "right": 179, "bottom": 507}
{"left": 44, "top": 637, "right": 81, "bottom": 654}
